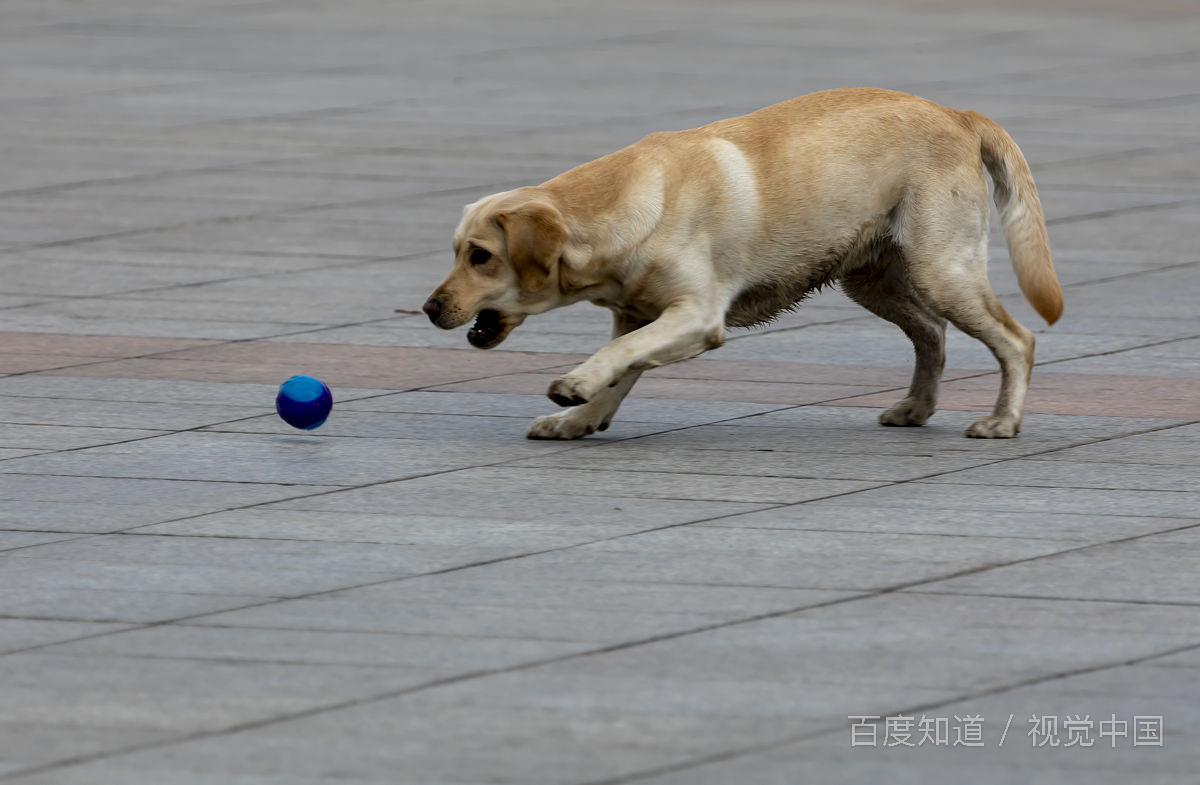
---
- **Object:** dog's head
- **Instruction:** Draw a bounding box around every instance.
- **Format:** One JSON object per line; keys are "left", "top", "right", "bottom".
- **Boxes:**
{"left": 422, "top": 189, "right": 572, "bottom": 349}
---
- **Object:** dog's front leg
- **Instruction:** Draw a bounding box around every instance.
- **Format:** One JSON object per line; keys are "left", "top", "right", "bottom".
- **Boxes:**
{"left": 546, "top": 302, "right": 725, "bottom": 407}
{"left": 527, "top": 312, "right": 650, "bottom": 440}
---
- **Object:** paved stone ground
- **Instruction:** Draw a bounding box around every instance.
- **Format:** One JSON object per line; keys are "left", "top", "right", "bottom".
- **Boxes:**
{"left": 1, "top": 0, "right": 1199, "bottom": 782}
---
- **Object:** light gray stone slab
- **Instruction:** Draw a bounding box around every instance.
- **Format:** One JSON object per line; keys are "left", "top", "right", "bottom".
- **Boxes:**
{"left": 828, "top": 482, "right": 1200, "bottom": 519}
{"left": 0, "top": 618, "right": 131, "bottom": 653}
{"left": 0, "top": 474, "right": 339, "bottom": 518}
{"left": 196, "top": 596, "right": 730, "bottom": 645}
{"left": 1023, "top": 427, "right": 1200, "bottom": 467}
{"left": 138, "top": 508, "right": 674, "bottom": 552}
{"left": 0, "top": 431, "right": 467, "bottom": 487}
{"left": 318, "top": 465, "right": 881, "bottom": 505}
{"left": 0, "top": 424, "right": 168, "bottom": 451}
{"left": 0, "top": 499, "right": 252, "bottom": 534}
{"left": 0, "top": 396, "right": 267, "bottom": 430}
{"left": 0, "top": 299, "right": 327, "bottom": 341}
{"left": 465, "top": 527, "right": 1070, "bottom": 592}
{"left": 269, "top": 484, "right": 773, "bottom": 527}
{"left": 912, "top": 538, "right": 1200, "bottom": 604}
{"left": 0, "top": 376, "right": 381, "bottom": 408}
{"left": 47, "top": 623, "right": 594, "bottom": 672}
{"left": 0, "top": 531, "right": 79, "bottom": 551}
{"left": 0, "top": 701, "right": 822, "bottom": 785}
{"left": 0, "top": 587, "right": 267, "bottom": 624}
{"left": 0, "top": 723, "right": 178, "bottom": 781}
{"left": 708, "top": 502, "right": 1195, "bottom": 544}
{"left": 0, "top": 447, "right": 42, "bottom": 460}
{"left": 331, "top": 574, "right": 855, "bottom": 619}
{"left": 508, "top": 444, "right": 996, "bottom": 483}
{"left": 1043, "top": 337, "right": 1200, "bottom": 378}
{"left": 923, "top": 459, "right": 1200, "bottom": 492}
{"left": 0, "top": 651, "right": 437, "bottom": 732}
{"left": 338, "top": 390, "right": 785, "bottom": 425}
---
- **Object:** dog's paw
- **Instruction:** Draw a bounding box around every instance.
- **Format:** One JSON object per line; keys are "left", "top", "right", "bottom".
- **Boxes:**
{"left": 547, "top": 376, "right": 592, "bottom": 408}
{"left": 879, "top": 397, "right": 935, "bottom": 427}
{"left": 527, "top": 411, "right": 601, "bottom": 440}
{"left": 964, "top": 415, "right": 1020, "bottom": 439}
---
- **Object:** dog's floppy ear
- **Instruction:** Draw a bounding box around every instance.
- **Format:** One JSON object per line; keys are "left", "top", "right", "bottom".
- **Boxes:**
{"left": 496, "top": 202, "right": 568, "bottom": 292}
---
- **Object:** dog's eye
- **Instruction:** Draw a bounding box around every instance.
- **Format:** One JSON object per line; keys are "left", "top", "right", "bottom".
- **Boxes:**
{"left": 469, "top": 248, "right": 492, "bottom": 266}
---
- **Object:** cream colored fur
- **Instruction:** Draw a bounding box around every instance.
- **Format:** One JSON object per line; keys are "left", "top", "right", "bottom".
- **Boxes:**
{"left": 424, "top": 88, "right": 1062, "bottom": 439}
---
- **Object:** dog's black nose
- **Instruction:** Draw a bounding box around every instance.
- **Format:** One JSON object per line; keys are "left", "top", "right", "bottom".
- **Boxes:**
{"left": 422, "top": 297, "right": 443, "bottom": 323}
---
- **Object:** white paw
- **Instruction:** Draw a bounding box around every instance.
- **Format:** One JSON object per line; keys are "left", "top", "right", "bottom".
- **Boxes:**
{"left": 547, "top": 374, "right": 597, "bottom": 407}
{"left": 964, "top": 415, "right": 1020, "bottom": 438}
{"left": 879, "top": 397, "right": 935, "bottom": 427}
{"left": 526, "top": 410, "right": 608, "bottom": 440}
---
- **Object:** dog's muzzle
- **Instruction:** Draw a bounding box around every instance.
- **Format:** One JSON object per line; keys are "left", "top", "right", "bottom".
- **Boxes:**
{"left": 422, "top": 296, "right": 444, "bottom": 324}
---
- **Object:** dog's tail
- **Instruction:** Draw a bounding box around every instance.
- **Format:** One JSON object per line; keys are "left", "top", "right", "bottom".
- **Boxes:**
{"left": 964, "top": 110, "right": 1062, "bottom": 325}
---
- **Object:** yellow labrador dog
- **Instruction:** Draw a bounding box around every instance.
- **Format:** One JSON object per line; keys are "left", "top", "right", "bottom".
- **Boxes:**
{"left": 423, "top": 88, "right": 1062, "bottom": 440}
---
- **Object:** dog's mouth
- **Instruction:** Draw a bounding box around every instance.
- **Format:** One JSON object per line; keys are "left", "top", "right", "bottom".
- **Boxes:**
{"left": 467, "top": 309, "right": 516, "bottom": 349}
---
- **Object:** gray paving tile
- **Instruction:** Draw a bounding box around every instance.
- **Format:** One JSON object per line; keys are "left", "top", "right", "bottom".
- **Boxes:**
{"left": 0, "top": 431, "right": 466, "bottom": 486}
{"left": 0, "top": 619, "right": 131, "bottom": 653}
{"left": 0, "top": 701, "right": 821, "bottom": 785}
{"left": 338, "top": 466, "right": 881, "bottom": 505}
{"left": 0, "top": 424, "right": 168, "bottom": 451}
{"left": 0, "top": 531, "right": 79, "bottom": 551}
{"left": 463, "top": 527, "right": 1071, "bottom": 592}
{"left": 0, "top": 723, "right": 177, "bottom": 781}
{"left": 923, "top": 459, "right": 1200, "bottom": 492}
{"left": 1022, "top": 426, "right": 1200, "bottom": 466}
{"left": 828, "top": 482, "right": 1200, "bottom": 519}
{"left": 138, "top": 508, "right": 672, "bottom": 552}
{"left": 535, "top": 591, "right": 1200, "bottom": 691}
{"left": 45, "top": 623, "right": 594, "bottom": 672}
{"left": 1044, "top": 337, "right": 1200, "bottom": 378}
{"left": 508, "top": 444, "right": 996, "bottom": 482}
{"left": 912, "top": 537, "right": 1200, "bottom": 604}
{"left": 338, "top": 389, "right": 784, "bottom": 425}
{"left": 0, "top": 587, "right": 267, "bottom": 625}
{"left": 196, "top": 596, "right": 730, "bottom": 645}
{"left": 705, "top": 503, "right": 1193, "bottom": 544}
{"left": 0, "top": 474, "right": 340, "bottom": 533}
{"left": 0, "top": 376, "right": 381, "bottom": 408}
{"left": 0, "top": 651, "right": 436, "bottom": 733}
{"left": 331, "top": 574, "right": 854, "bottom": 620}
{"left": 0, "top": 299, "right": 327, "bottom": 341}
{"left": 0, "top": 395, "right": 266, "bottom": 430}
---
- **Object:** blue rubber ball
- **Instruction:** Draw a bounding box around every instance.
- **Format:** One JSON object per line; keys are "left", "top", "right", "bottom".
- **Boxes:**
{"left": 275, "top": 375, "right": 333, "bottom": 430}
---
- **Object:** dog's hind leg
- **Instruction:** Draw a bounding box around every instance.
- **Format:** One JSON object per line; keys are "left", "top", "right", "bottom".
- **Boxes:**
{"left": 526, "top": 312, "right": 649, "bottom": 440}
{"left": 841, "top": 247, "right": 947, "bottom": 427}
{"left": 902, "top": 199, "right": 1035, "bottom": 438}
